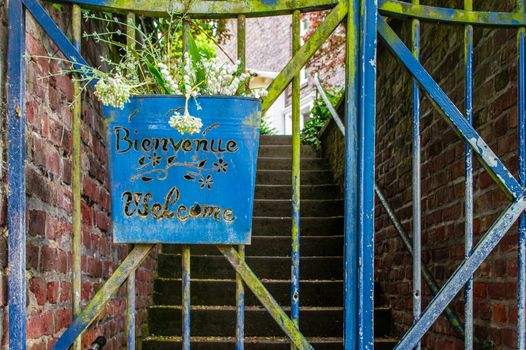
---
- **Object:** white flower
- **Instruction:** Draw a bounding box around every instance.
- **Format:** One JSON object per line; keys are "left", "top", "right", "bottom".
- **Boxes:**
{"left": 94, "top": 74, "right": 131, "bottom": 109}
{"left": 168, "top": 110, "right": 203, "bottom": 135}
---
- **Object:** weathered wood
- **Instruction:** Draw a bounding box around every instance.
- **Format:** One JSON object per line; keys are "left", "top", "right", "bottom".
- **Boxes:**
{"left": 379, "top": 0, "right": 526, "bottom": 26}
{"left": 51, "top": 0, "right": 340, "bottom": 18}
{"left": 53, "top": 245, "right": 155, "bottom": 350}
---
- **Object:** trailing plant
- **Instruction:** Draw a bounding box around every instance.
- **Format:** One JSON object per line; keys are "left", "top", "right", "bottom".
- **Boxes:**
{"left": 300, "top": 86, "right": 343, "bottom": 148}
{"left": 37, "top": 12, "right": 266, "bottom": 135}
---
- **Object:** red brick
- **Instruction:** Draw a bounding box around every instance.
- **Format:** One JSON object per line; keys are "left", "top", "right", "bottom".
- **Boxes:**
{"left": 29, "top": 277, "right": 46, "bottom": 306}
{"left": 47, "top": 281, "right": 59, "bottom": 304}
{"left": 27, "top": 311, "right": 53, "bottom": 339}
{"left": 492, "top": 303, "right": 507, "bottom": 323}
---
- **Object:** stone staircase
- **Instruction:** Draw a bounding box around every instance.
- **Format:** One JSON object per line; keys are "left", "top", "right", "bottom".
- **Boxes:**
{"left": 142, "top": 135, "right": 396, "bottom": 349}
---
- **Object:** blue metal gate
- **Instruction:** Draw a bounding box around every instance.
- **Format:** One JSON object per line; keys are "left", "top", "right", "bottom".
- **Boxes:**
{"left": 6, "top": 0, "right": 526, "bottom": 349}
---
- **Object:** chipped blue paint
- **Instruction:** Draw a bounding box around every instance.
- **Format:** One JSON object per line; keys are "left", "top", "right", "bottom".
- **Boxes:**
{"left": 22, "top": 0, "right": 93, "bottom": 83}
{"left": 7, "top": 0, "right": 26, "bottom": 348}
{"left": 378, "top": 16, "right": 523, "bottom": 200}
{"left": 517, "top": 0, "right": 526, "bottom": 346}
{"left": 394, "top": 197, "right": 526, "bottom": 349}
{"left": 357, "top": 0, "right": 377, "bottom": 348}
{"left": 104, "top": 95, "right": 261, "bottom": 244}
{"left": 463, "top": 4, "right": 474, "bottom": 347}
{"left": 260, "top": 0, "right": 277, "bottom": 6}
{"left": 410, "top": 11, "right": 422, "bottom": 350}
{"left": 343, "top": 0, "right": 360, "bottom": 347}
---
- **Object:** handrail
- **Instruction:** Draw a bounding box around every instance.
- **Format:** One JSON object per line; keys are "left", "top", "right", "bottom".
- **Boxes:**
{"left": 313, "top": 75, "right": 490, "bottom": 347}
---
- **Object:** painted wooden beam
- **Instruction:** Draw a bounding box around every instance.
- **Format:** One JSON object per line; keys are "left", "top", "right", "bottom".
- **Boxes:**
{"left": 262, "top": 0, "right": 347, "bottom": 113}
{"left": 53, "top": 245, "right": 154, "bottom": 350}
{"left": 380, "top": 0, "right": 526, "bottom": 27}
{"left": 51, "top": 0, "right": 340, "bottom": 18}
{"left": 218, "top": 246, "right": 314, "bottom": 350}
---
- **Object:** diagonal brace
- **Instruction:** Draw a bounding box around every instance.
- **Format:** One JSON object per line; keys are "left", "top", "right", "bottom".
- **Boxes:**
{"left": 23, "top": 0, "right": 94, "bottom": 84}
{"left": 217, "top": 245, "right": 314, "bottom": 350}
{"left": 377, "top": 16, "right": 522, "bottom": 200}
{"left": 53, "top": 244, "right": 155, "bottom": 350}
{"left": 261, "top": 0, "right": 348, "bottom": 113}
{"left": 394, "top": 197, "right": 526, "bottom": 349}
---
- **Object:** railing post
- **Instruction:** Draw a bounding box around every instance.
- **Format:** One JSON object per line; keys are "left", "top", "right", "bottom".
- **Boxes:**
{"left": 71, "top": 5, "right": 82, "bottom": 350}
{"left": 236, "top": 14, "right": 247, "bottom": 350}
{"left": 344, "top": 0, "right": 377, "bottom": 347}
{"left": 181, "top": 22, "right": 192, "bottom": 350}
{"left": 344, "top": 0, "right": 360, "bottom": 346}
{"left": 7, "top": 0, "right": 27, "bottom": 348}
{"left": 291, "top": 10, "right": 301, "bottom": 350}
{"left": 125, "top": 11, "right": 137, "bottom": 350}
{"left": 410, "top": 4, "right": 422, "bottom": 350}
{"left": 463, "top": 1, "right": 474, "bottom": 348}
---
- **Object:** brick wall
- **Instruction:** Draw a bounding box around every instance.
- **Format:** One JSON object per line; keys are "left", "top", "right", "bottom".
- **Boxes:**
{"left": 321, "top": 1, "right": 523, "bottom": 348}
{"left": 1, "top": 3, "right": 157, "bottom": 349}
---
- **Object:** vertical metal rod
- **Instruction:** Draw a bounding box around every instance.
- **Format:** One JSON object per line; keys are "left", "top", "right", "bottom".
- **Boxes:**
{"left": 181, "top": 22, "right": 192, "bottom": 350}
{"left": 236, "top": 14, "right": 247, "bottom": 350}
{"left": 182, "top": 246, "right": 191, "bottom": 350}
{"left": 411, "top": 4, "right": 422, "bottom": 350}
{"left": 344, "top": 0, "right": 360, "bottom": 346}
{"left": 463, "top": 1, "right": 474, "bottom": 348}
{"left": 71, "top": 5, "right": 82, "bottom": 350}
{"left": 125, "top": 11, "right": 137, "bottom": 350}
{"left": 291, "top": 12, "right": 302, "bottom": 349}
{"left": 7, "top": 0, "right": 26, "bottom": 348}
{"left": 518, "top": 0, "right": 526, "bottom": 347}
{"left": 357, "top": 0, "right": 377, "bottom": 347}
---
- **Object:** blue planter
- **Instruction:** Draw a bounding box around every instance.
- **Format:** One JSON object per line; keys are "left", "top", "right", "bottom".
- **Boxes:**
{"left": 104, "top": 95, "right": 261, "bottom": 244}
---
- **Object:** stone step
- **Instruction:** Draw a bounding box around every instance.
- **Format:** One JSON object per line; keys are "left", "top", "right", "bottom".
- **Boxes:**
{"left": 157, "top": 255, "right": 343, "bottom": 280}
{"left": 259, "top": 135, "right": 292, "bottom": 145}
{"left": 142, "top": 336, "right": 398, "bottom": 350}
{"left": 153, "top": 279, "right": 343, "bottom": 306}
{"left": 252, "top": 216, "right": 343, "bottom": 236}
{"left": 147, "top": 306, "right": 392, "bottom": 338}
{"left": 257, "top": 157, "right": 328, "bottom": 171}
{"left": 162, "top": 235, "right": 344, "bottom": 256}
{"left": 256, "top": 170, "right": 333, "bottom": 185}
{"left": 254, "top": 184, "right": 341, "bottom": 200}
{"left": 258, "top": 145, "right": 319, "bottom": 158}
{"left": 253, "top": 199, "right": 343, "bottom": 217}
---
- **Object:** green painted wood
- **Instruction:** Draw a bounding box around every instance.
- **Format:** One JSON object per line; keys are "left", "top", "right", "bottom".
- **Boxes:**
{"left": 262, "top": 1, "right": 347, "bottom": 113}
{"left": 379, "top": 0, "right": 526, "bottom": 26}
{"left": 50, "top": 0, "right": 340, "bottom": 18}
{"left": 53, "top": 245, "right": 154, "bottom": 349}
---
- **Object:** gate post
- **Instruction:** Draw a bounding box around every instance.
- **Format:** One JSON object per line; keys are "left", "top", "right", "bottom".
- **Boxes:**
{"left": 7, "top": 0, "right": 27, "bottom": 348}
{"left": 344, "top": 0, "right": 377, "bottom": 348}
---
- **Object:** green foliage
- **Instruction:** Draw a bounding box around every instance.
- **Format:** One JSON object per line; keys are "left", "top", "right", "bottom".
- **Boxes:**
{"left": 260, "top": 114, "right": 277, "bottom": 135}
{"left": 300, "top": 87, "right": 343, "bottom": 148}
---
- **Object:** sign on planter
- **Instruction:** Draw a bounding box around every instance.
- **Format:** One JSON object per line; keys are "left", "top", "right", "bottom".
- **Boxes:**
{"left": 104, "top": 96, "right": 261, "bottom": 244}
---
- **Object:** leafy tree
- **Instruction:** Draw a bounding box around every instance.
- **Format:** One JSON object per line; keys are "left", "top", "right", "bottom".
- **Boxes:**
{"left": 300, "top": 86, "right": 343, "bottom": 148}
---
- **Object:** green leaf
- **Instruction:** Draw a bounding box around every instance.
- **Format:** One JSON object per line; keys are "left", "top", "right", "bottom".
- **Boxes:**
{"left": 146, "top": 61, "right": 171, "bottom": 94}
{"left": 186, "top": 31, "right": 206, "bottom": 90}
